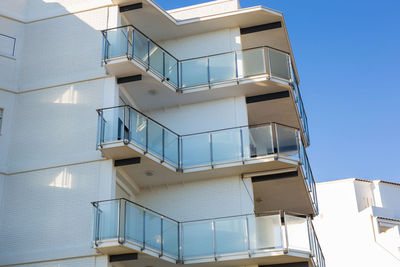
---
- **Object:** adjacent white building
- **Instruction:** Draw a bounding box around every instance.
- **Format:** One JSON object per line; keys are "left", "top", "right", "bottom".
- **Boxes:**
{"left": 0, "top": 1, "right": 324, "bottom": 267}
{"left": 315, "top": 178, "right": 400, "bottom": 267}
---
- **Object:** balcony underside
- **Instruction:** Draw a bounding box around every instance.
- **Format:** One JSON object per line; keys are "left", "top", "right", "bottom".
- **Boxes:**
{"left": 106, "top": 57, "right": 291, "bottom": 110}
{"left": 100, "top": 142, "right": 314, "bottom": 215}
{"left": 113, "top": 0, "right": 289, "bottom": 50}
{"left": 95, "top": 241, "right": 312, "bottom": 267}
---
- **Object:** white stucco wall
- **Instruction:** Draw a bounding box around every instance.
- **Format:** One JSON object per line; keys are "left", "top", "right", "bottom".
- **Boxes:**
{"left": 159, "top": 27, "right": 241, "bottom": 60}
{"left": 314, "top": 179, "right": 400, "bottom": 267}
{"left": 6, "top": 79, "right": 109, "bottom": 173}
{"left": 0, "top": 160, "right": 115, "bottom": 266}
{"left": 354, "top": 180, "right": 375, "bottom": 211}
{"left": 146, "top": 96, "right": 248, "bottom": 135}
{"left": 0, "top": 91, "right": 15, "bottom": 173}
{"left": 376, "top": 182, "right": 400, "bottom": 218}
{"left": 136, "top": 176, "right": 254, "bottom": 221}
{"left": 0, "top": 0, "right": 113, "bottom": 23}
{"left": 18, "top": 7, "right": 108, "bottom": 92}
{"left": 9, "top": 255, "right": 109, "bottom": 267}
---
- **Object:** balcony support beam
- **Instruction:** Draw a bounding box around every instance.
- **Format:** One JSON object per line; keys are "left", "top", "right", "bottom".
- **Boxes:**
{"left": 119, "top": 3, "right": 143, "bottom": 13}
{"left": 240, "top": 21, "right": 282, "bottom": 35}
{"left": 251, "top": 171, "right": 298, "bottom": 183}
{"left": 109, "top": 253, "right": 138, "bottom": 262}
{"left": 114, "top": 157, "right": 141, "bottom": 167}
{"left": 246, "top": 91, "right": 289, "bottom": 104}
{"left": 117, "top": 74, "right": 142, "bottom": 84}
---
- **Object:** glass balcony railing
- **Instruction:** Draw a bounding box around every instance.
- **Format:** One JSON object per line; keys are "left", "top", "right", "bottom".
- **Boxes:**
{"left": 96, "top": 105, "right": 318, "bottom": 214}
{"left": 92, "top": 198, "right": 325, "bottom": 267}
{"left": 101, "top": 25, "right": 310, "bottom": 145}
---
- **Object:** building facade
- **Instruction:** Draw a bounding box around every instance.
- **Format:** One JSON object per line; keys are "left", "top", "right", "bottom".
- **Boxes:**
{"left": 0, "top": 0, "right": 324, "bottom": 266}
{"left": 314, "top": 178, "right": 400, "bottom": 267}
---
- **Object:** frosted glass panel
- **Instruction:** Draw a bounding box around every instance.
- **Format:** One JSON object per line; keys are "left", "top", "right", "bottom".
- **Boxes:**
{"left": 133, "top": 31, "right": 148, "bottom": 63}
{"left": 248, "top": 215, "right": 282, "bottom": 250}
{"left": 211, "top": 129, "right": 242, "bottom": 163}
{"left": 269, "top": 49, "right": 290, "bottom": 80}
{"left": 165, "top": 53, "right": 178, "bottom": 87}
{"left": 101, "top": 107, "right": 124, "bottom": 143}
{"left": 209, "top": 53, "right": 236, "bottom": 83}
{"left": 97, "top": 201, "right": 119, "bottom": 240}
{"left": 145, "top": 212, "right": 162, "bottom": 252}
{"left": 125, "top": 203, "right": 144, "bottom": 244}
{"left": 105, "top": 28, "right": 129, "bottom": 59}
{"left": 238, "top": 49, "right": 266, "bottom": 77}
{"left": 181, "top": 58, "right": 208, "bottom": 87}
{"left": 182, "top": 221, "right": 214, "bottom": 258}
{"left": 181, "top": 134, "right": 210, "bottom": 168}
{"left": 286, "top": 215, "right": 310, "bottom": 251}
{"left": 215, "top": 217, "right": 247, "bottom": 255}
{"left": 164, "top": 129, "right": 179, "bottom": 166}
{"left": 163, "top": 219, "right": 179, "bottom": 258}
{"left": 149, "top": 41, "right": 164, "bottom": 75}
{"left": 244, "top": 125, "right": 274, "bottom": 158}
{"left": 276, "top": 125, "right": 299, "bottom": 159}
{"left": 129, "top": 109, "right": 147, "bottom": 149}
{"left": 147, "top": 120, "right": 163, "bottom": 158}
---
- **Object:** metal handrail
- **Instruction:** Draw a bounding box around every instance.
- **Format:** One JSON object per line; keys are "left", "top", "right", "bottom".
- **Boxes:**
{"left": 102, "top": 24, "right": 179, "bottom": 62}
{"left": 92, "top": 198, "right": 324, "bottom": 266}
{"left": 101, "top": 25, "right": 289, "bottom": 63}
{"left": 96, "top": 105, "right": 301, "bottom": 138}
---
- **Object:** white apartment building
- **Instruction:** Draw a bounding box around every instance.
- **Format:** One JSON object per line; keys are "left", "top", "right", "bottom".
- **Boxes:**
{"left": 314, "top": 178, "right": 400, "bottom": 267}
{"left": 0, "top": 0, "right": 324, "bottom": 267}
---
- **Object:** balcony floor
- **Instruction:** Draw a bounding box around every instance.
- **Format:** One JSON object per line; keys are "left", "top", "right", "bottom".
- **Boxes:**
{"left": 95, "top": 240, "right": 313, "bottom": 267}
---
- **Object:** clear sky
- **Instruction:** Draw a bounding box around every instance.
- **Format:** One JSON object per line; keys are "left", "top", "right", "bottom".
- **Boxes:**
{"left": 154, "top": 0, "right": 400, "bottom": 183}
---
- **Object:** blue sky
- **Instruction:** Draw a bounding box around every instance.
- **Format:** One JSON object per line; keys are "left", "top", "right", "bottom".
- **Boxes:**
{"left": 154, "top": 0, "right": 400, "bottom": 183}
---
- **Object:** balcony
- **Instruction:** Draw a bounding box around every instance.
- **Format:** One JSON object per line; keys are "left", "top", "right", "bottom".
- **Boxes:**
{"left": 101, "top": 25, "right": 310, "bottom": 145}
{"left": 97, "top": 105, "right": 318, "bottom": 215}
{"left": 92, "top": 198, "right": 325, "bottom": 267}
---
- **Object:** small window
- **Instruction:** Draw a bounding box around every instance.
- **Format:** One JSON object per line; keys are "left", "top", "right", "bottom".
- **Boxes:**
{"left": 0, "top": 108, "right": 3, "bottom": 133}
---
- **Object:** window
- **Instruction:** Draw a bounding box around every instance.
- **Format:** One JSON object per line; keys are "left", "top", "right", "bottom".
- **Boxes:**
{"left": 0, "top": 108, "right": 3, "bottom": 134}
{"left": 0, "top": 33, "right": 16, "bottom": 57}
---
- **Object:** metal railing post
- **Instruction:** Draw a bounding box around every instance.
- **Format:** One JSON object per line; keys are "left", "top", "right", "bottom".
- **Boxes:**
{"left": 178, "top": 136, "right": 182, "bottom": 171}
{"left": 142, "top": 210, "right": 146, "bottom": 250}
{"left": 117, "top": 199, "right": 122, "bottom": 244}
{"left": 132, "top": 30, "right": 135, "bottom": 57}
{"left": 160, "top": 217, "right": 164, "bottom": 257}
{"left": 209, "top": 133, "right": 213, "bottom": 168}
{"left": 118, "top": 199, "right": 126, "bottom": 244}
{"left": 93, "top": 202, "right": 100, "bottom": 246}
{"left": 99, "top": 110, "right": 104, "bottom": 146}
{"left": 145, "top": 119, "right": 149, "bottom": 153}
{"left": 234, "top": 51, "right": 239, "bottom": 84}
{"left": 283, "top": 211, "right": 289, "bottom": 252}
{"left": 125, "top": 27, "right": 129, "bottom": 57}
{"left": 245, "top": 216, "right": 251, "bottom": 256}
{"left": 162, "top": 129, "right": 165, "bottom": 163}
{"left": 212, "top": 220, "right": 217, "bottom": 261}
{"left": 207, "top": 57, "right": 211, "bottom": 89}
{"left": 178, "top": 222, "right": 183, "bottom": 263}
{"left": 147, "top": 40, "right": 150, "bottom": 69}
{"left": 162, "top": 52, "right": 166, "bottom": 79}
{"left": 178, "top": 61, "right": 182, "bottom": 89}
{"left": 240, "top": 128, "right": 244, "bottom": 162}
